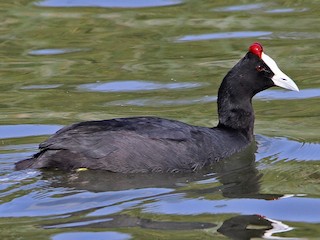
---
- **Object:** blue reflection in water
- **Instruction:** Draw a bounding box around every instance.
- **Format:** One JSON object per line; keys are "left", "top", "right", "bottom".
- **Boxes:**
{"left": 35, "top": 0, "right": 183, "bottom": 8}
{"left": 0, "top": 187, "right": 172, "bottom": 217}
{"left": 142, "top": 196, "right": 320, "bottom": 223}
{"left": 256, "top": 88, "right": 320, "bottom": 100}
{"left": 106, "top": 88, "right": 320, "bottom": 107}
{"left": 211, "top": 3, "right": 307, "bottom": 13}
{"left": 28, "top": 48, "right": 85, "bottom": 55}
{"left": 78, "top": 80, "right": 203, "bottom": 92}
{"left": 0, "top": 124, "right": 62, "bottom": 139}
{"left": 176, "top": 31, "right": 272, "bottom": 42}
{"left": 52, "top": 232, "right": 131, "bottom": 240}
{"left": 256, "top": 135, "right": 320, "bottom": 162}
{"left": 266, "top": 8, "right": 307, "bottom": 13}
{"left": 20, "top": 84, "right": 62, "bottom": 90}
{"left": 212, "top": 3, "right": 266, "bottom": 12}
{"left": 107, "top": 95, "right": 216, "bottom": 106}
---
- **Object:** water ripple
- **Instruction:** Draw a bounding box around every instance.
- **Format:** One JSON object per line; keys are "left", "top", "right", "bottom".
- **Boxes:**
{"left": 256, "top": 135, "right": 320, "bottom": 162}
{"left": 28, "top": 48, "right": 86, "bottom": 56}
{"left": 256, "top": 88, "right": 320, "bottom": 100}
{"left": 107, "top": 95, "right": 216, "bottom": 106}
{"left": 212, "top": 3, "right": 308, "bottom": 13}
{"left": 143, "top": 195, "right": 320, "bottom": 223}
{"left": 106, "top": 88, "right": 319, "bottom": 107}
{"left": 52, "top": 232, "right": 131, "bottom": 240}
{"left": 20, "top": 84, "right": 62, "bottom": 90}
{"left": 35, "top": 0, "right": 183, "bottom": 8}
{"left": 0, "top": 187, "right": 171, "bottom": 217}
{"left": 212, "top": 3, "right": 266, "bottom": 12}
{"left": 266, "top": 8, "right": 308, "bottom": 13}
{"left": 0, "top": 124, "right": 62, "bottom": 139}
{"left": 77, "top": 80, "right": 203, "bottom": 92}
{"left": 176, "top": 31, "right": 272, "bottom": 42}
{"left": 269, "top": 32, "right": 320, "bottom": 40}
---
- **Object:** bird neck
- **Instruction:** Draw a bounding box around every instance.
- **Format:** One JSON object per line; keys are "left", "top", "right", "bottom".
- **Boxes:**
{"left": 217, "top": 84, "right": 255, "bottom": 141}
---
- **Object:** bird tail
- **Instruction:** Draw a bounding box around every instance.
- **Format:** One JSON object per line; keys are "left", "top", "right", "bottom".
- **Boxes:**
{"left": 15, "top": 157, "right": 37, "bottom": 170}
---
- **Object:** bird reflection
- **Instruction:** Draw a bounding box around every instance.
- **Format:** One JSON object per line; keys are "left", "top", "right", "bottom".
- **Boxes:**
{"left": 218, "top": 215, "right": 296, "bottom": 240}
{"left": 40, "top": 140, "right": 292, "bottom": 238}
{"left": 44, "top": 214, "right": 216, "bottom": 230}
{"left": 43, "top": 213, "right": 295, "bottom": 240}
{"left": 205, "top": 141, "right": 284, "bottom": 200}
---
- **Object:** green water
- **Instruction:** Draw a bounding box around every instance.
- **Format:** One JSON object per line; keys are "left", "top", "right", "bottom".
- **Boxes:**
{"left": 0, "top": 0, "right": 319, "bottom": 239}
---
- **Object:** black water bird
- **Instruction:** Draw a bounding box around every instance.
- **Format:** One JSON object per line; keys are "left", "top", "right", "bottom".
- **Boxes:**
{"left": 15, "top": 43, "right": 299, "bottom": 173}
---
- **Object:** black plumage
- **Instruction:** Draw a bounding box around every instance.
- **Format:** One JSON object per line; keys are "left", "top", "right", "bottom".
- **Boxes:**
{"left": 15, "top": 43, "right": 298, "bottom": 173}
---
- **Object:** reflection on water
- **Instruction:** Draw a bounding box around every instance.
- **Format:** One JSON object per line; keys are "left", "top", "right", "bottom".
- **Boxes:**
{"left": 176, "top": 31, "right": 320, "bottom": 42}
{"left": 176, "top": 31, "right": 272, "bottom": 42}
{"left": 266, "top": 8, "right": 308, "bottom": 13}
{"left": 45, "top": 214, "right": 216, "bottom": 230}
{"left": 0, "top": 140, "right": 308, "bottom": 238}
{"left": 77, "top": 80, "right": 203, "bottom": 92}
{"left": 20, "top": 84, "right": 63, "bottom": 90}
{"left": 256, "top": 88, "right": 320, "bottom": 100}
{"left": 0, "top": 124, "right": 62, "bottom": 139}
{"left": 28, "top": 48, "right": 86, "bottom": 56}
{"left": 106, "top": 88, "right": 319, "bottom": 107}
{"left": 0, "top": 183, "right": 172, "bottom": 217}
{"left": 212, "top": 3, "right": 308, "bottom": 13}
{"left": 52, "top": 232, "right": 131, "bottom": 240}
{"left": 212, "top": 3, "right": 266, "bottom": 12}
{"left": 107, "top": 95, "right": 216, "bottom": 106}
{"left": 1, "top": 131, "right": 319, "bottom": 237}
{"left": 35, "top": 0, "right": 183, "bottom": 8}
{"left": 218, "top": 215, "right": 295, "bottom": 240}
{"left": 0, "top": 0, "right": 319, "bottom": 239}
{"left": 256, "top": 135, "right": 320, "bottom": 162}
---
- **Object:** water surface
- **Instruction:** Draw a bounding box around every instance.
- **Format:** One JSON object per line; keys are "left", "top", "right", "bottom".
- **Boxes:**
{"left": 0, "top": 0, "right": 319, "bottom": 239}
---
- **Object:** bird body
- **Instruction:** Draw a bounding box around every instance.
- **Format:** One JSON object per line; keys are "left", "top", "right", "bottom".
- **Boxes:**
{"left": 15, "top": 117, "right": 249, "bottom": 172}
{"left": 15, "top": 43, "right": 299, "bottom": 172}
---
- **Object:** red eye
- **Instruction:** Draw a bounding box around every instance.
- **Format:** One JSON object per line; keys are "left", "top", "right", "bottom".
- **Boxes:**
{"left": 256, "top": 65, "right": 265, "bottom": 72}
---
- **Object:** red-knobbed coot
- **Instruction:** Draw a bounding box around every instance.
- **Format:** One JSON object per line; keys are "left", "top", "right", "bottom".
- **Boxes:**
{"left": 15, "top": 43, "right": 299, "bottom": 173}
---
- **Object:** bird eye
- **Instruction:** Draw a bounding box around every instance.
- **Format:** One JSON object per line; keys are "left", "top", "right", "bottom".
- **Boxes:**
{"left": 256, "top": 65, "right": 265, "bottom": 72}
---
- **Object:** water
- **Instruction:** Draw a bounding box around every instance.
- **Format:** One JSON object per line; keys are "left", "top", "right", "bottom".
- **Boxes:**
{"left": 0, "top": 0, "right": 319, "bottom": 239}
